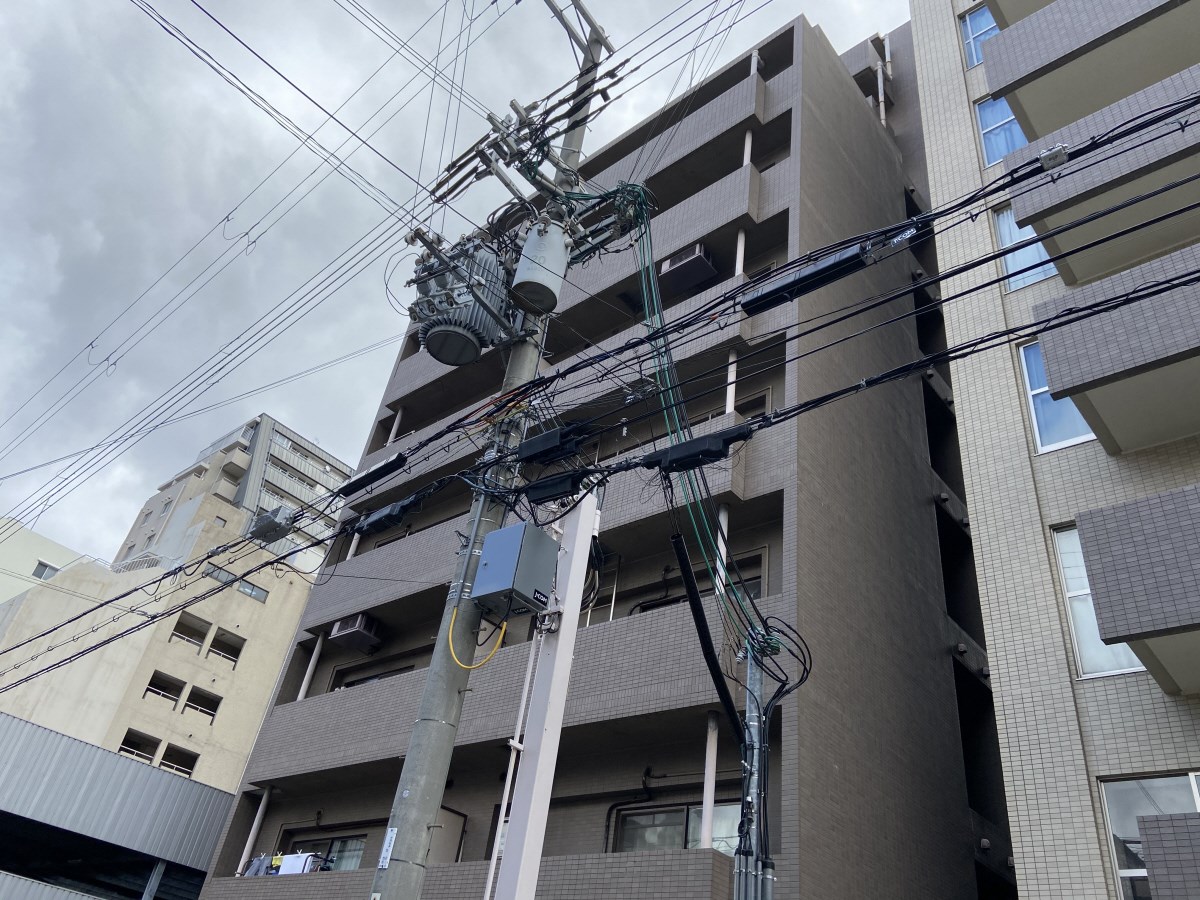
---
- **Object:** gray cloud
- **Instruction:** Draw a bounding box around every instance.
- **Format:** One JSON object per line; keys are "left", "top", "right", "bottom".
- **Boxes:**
{"left": 0, "top": 0, "right": 907, "bottom": 560}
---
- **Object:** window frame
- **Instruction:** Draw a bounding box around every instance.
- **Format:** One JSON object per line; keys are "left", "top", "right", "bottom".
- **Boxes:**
{"left": 1019, "top": 342, "right": 1095, "bottom": 453}
{"left": 612, "top": 799, "right": 742, "bottom": 856}
{"left": 32, "top": 560, "right": 61, "bottom": 581}
{"left": 975, "top": 96, "right": 1026, "bottom": 167}
{"left": 1100, "top": 773, "right": 1200, "bottom": 895}
{"left": 1051, "top": 526, "right": 1144, "bottom": 679}
{"left": 994, "top": 206, "right": 1056, "bottom": 291}
{"left": 960, "top": 5, "right": 999, "bottom": 68}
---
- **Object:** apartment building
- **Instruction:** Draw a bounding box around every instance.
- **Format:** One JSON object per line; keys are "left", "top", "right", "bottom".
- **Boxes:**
{"left": 199, "top": 17, "right": 1015, "bottom": 900}
{"left": 909, "top": 1, "right": 1200, "bottom": 898}
{"left": 0, "top": 414, "right": 351, "bottom": 794}
{"left": 0, "top": 516, "right": 88, "bottom": 605}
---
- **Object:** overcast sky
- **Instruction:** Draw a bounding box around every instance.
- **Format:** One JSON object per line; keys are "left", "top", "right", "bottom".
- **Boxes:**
{"left": 0, "top": 0, "right": 908, "bottom": 561}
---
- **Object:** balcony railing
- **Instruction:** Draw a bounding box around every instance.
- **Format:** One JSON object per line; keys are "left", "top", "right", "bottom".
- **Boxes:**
{"left": 118, "top": 745, "right": 155, "bottom": 763}
{"left": 159, "top": 759, "right": 195, "bottom": 777}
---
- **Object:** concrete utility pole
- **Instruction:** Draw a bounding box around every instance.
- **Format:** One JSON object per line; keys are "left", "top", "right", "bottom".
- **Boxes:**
{"left": 493, "top": 490, "right": 598, "bottom": 900}
{"left": 369, "top": 7, "right": 612, "bottom": 899}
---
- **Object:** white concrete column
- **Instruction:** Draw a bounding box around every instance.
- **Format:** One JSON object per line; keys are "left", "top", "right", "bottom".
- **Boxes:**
{"left": 140, "top": 861, "right": 165, "bottom": 899}
{"left": 716, "top": 504, "right": 731, "bottom": 603}
{"left": 346, "top": 533, "right": 362, "bottom": 560}
{"left": 296, "top": 632, "right": 325, "bottom": 702}
{"left": 735, "top": 229, "right": 747, "bottom": 277}
{"left": 387, "top": 406, "right": 404, "bottom": 444}
{"left": 725, "top": 350, "right": 738, "bottom": 415}
{"left": 237, "top": 787, "right": 272, "bottom": 876}
{"left": 699, "top": 710, "right": 720, "bottom": 848}
{"left": 743, "top": 129, "right": 753, "bottom": 167}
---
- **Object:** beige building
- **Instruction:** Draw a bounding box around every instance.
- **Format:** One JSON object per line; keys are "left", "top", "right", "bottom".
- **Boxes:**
{"left": 0, "top": 415, "right": 351, "bottom": 793}
{"left": 910, "top": 1, "right": 1200, "bottom": 898}
{"left": 0, "top": 516, "right": 90, "bottom": 605}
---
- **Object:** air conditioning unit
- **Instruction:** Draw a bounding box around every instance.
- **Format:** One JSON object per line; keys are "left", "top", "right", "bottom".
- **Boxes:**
{"left": 329, "top": 613, "right": 382, "bottom": 654}
{"left": 658, "top": 243, "right": 717, "bottom": 295}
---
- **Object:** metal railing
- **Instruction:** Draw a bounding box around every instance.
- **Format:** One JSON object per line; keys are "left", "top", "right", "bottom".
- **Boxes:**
{"left": 118, "top": 745, "right": 155, "bottom": 763}
{"left": 159, "top": 759, "right": 195, "bottom": 777}
{"left": 143, "top": 685, "right": 181, "bottom": 707}
{"left": 207, "top": 645, "right": 239, "bottom": 665}
{"left": 183, "top": 700, "right": 217, "bottom": 721}
{"left": 169, "top": 631, "right": 204, "bottom": 650}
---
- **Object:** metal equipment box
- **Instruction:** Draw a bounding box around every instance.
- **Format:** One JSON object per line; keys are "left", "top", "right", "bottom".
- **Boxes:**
{"left": 471, "top": 522, "right": 559, "bottom": 617}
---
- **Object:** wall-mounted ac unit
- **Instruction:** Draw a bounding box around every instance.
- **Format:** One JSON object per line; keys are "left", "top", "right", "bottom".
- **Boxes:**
{"left": 329, "top": 612, "right": 382, "bottom": 654}
{"left": 658, "top": 243, "right": 717, "bottom": 295}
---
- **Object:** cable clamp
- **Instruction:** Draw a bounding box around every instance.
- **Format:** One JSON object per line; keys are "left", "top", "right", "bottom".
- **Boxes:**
{"left": 1038, "top": 144, "right": 1070, "bottom": 172}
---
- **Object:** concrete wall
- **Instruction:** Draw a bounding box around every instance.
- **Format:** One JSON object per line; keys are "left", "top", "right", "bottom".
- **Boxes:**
{"left": 0, "top": 516, "right": 89, "bottom": 605}
{"left": 0, "top": 493, "right": 319, "bottom": 793}
{"left": 1142, "top": 811, "right": 1200, "bottom": 900}
{"left": 910, "top": 0, "right": 1200, "bottom": 898}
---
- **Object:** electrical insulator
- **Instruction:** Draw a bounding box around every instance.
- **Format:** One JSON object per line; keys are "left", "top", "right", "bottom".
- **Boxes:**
{"left": 408, "top": 242, "right": 514, "bottom": 366}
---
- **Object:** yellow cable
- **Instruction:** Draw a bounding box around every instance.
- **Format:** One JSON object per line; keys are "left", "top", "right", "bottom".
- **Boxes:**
{"left": 448, "top": 606, "right": 507, "bottom": 670}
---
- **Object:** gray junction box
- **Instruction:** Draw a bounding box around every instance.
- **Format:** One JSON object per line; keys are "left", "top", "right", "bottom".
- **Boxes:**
{"left": 471, "top": 522, "right": 559, "bottom": 617}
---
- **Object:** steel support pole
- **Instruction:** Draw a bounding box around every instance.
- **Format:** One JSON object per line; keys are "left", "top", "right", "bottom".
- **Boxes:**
{"left": 494, "top": 491, "right": 598, "bottom": 900}
{"left": 236, "top": 787, "right": 272, "bottom": 875}
{"left": 296, "top": 632, "right": 324, "bottom": 702}
{"left": 369, "top": 24, "right": 607, "bottom": 900}
{"left": 746, "top": 645, "right": 764, "bottom": 900}
{"left": 699, "top": 710, "right": 719, "bottom": 848}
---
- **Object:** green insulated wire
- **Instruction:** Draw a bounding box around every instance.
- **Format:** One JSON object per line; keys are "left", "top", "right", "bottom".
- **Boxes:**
{"left": 627, "top": 189, "right": 753, "bottom": 637}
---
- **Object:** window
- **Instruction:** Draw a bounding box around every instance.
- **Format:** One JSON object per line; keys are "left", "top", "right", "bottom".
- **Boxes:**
{"left": 204, "top": 563, "right": 236, "bottom": 585}
{"left": 237, "top": 580, "right": 269, "bottom": 602}
{"left": 143, "top": 671, "right": 185, "bottom": 708}
{"left": 615, "top": 801, "right": 741, "bottom": 856}
{"left": 142, "top": 533, "right": 155, "bottom": 550}
{"left": 31, "top": 561, "right": 60, "bottom": 580}
{"left": 169, "top": 612, "right": 211, "bottom": 651}
{"left": 118, "top": 729, "right": 160, "bottom": 763}
{"left": 976, "top": 96, "right": 1026, "bottom": 166}
{"left": 141, "top": 509, "right": 152, "bottom": 526}
{"left": 290, "top": 835, "right": 367, "bottom": 871}
{"left": 207, "top": 628, "right": 245, "bottom": 666}
{"left": 995, "top": 207, "right": 1055, "bottom": 290}
{"left": 183, "top": 686, "right": 222, "bottom": 721}
{"left": 160, "top": 500, "right": 172, "bottom": 517}
{"left": 1054, "top": 528, "right": 1142, "bottom": 676}
{"left": 214, "top": 516, "right": 227, "bottom": 528}
{"left": 961, "top": 6, "right": 999, "bottom": 68}
{"left": 159, "top": 744, "right": 199, "bottom": 778}
{"left": 1102, "top": 774, "right": 1200, "bottom": 898}
{"left": 1020, "top": 343, "right": 1094, "bottom": 451}
{"left": 204, "top": 563, "right": 267, "bottom": 601}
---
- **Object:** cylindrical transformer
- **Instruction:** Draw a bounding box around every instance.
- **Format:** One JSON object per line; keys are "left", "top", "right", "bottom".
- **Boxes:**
{"left": 510, "top": 221, "right": 569, "bottom": 314}
{"left": 418, "top": 246, "right": 512, "bottom": 367}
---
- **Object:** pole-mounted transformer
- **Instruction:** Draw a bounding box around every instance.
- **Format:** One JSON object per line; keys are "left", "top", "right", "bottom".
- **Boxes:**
{"left": 408, "top": 239, "right": 515, "bottom": 367}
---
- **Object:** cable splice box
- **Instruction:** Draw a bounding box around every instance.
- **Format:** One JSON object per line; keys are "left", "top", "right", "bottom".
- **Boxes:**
{"left": 471, "top": 522, "right": 559, "bottom": 618}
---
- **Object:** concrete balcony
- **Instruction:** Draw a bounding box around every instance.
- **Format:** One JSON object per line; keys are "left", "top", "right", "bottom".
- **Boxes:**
{"left": 351, "top": 281, "right": 753, "bottom": 507}
{"left": 559, "top": 163, "right": 763, "bottom": 313}
{"left": 984, "top": 0, "right": 1200, "bottom": 139}
{"left": 201, "top": 850, "right": 733, "bottom": 900}
{"left": 1141, "top": 812, "right": 1200, "bottom": 899}
{"left": 1033, "top": 243, "right": 1200, "bottom": 453}
{"left": 580, "top": 69, "right": 765, "bottom": 186}
{"left": 988, "top": 0, "right": 1052, "bottom": 28}
{"left": 379, "top": 343, "right": 506, "bottom": 436}
{"left": 221, "top": 448, "right": 251, "bottom": 479}
{"left": 298, "top": 514, "right": 468, "bottom": 633}
{"left": 1078, "top": 482, "right": 1200, "bottom": 695}
{"left": 1005, "top": 64, "right": 1200, "bottom": 286}
{"left": 244, "top": 591, "right": 779, "bottom": 784}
